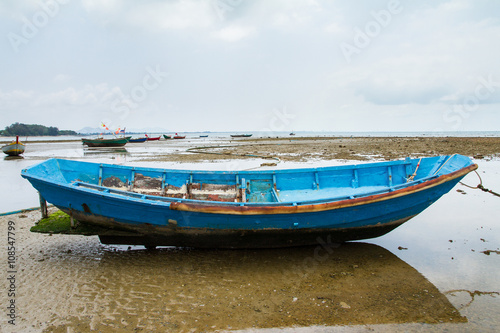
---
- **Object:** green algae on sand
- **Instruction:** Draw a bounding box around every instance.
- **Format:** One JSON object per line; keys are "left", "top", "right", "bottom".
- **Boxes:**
{"left": 30, "top": 210, "right": 106, "bottom": 235}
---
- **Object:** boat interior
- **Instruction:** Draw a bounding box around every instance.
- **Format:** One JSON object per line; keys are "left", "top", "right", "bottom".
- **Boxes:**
{"left": 27, "top": 155, "right": 471, "bottom": 206}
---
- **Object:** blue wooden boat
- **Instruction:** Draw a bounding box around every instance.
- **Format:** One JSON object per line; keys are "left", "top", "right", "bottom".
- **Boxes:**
{"left": 129, "top": 137, "right": 148, "bottom": 143}
{"left": 21, "top": 155, "right": 477, "bottom": 248}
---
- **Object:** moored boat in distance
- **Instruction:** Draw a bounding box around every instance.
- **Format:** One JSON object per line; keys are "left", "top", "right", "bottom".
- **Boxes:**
{"left": 128, "top": 137, "right": 148, "bottom": 143}
{"left": 145, "top": 135, "right": 161, "bottom": 141}
{"left": 21, "top": 155, "right": 477, "bottom": 249}
{"left": 163, "top": 135, "right": 172, "bottom": 140}
{"left": 81, "top": 136, "right": 131, "bottom": 147}
{"left": 231, "top": 134, "right": 252, "bottom": 138}
{"left": 2, "top": 136, "right": 25, "bottom": 156}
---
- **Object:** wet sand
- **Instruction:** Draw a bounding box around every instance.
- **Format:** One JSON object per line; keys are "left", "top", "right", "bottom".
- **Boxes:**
{"left": 134, "top": 136, "right": 500, "bottom": 163}
{"left": 1, "top": 136, "right": 499, "bottom": 332}
{"left": 1, "top": 210, "right": 466, "bottom": 332}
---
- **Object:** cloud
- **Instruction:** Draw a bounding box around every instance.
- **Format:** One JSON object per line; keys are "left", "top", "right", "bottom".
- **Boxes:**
{"left": 2, "top": 1, "right": 500, "bottom": 132}
{"left": 437, "top": 74, "right": 500, "bottom": 105}
{"left": 82, "top": 0, "right": 216, "bottom": 30}
{"left": 324, "top": 21, "right": 347, "bottom": 36}
{"left": 0, "top": 90, "right": 35, "bottom": 108}
{"left": 329, "top": 1, "right": 500, "bottom": 107}
{"left": 53, "top": 74, "right": 71, "bottom": 83}
{"left": 0, "top": 1, "right": 40, "bottom": 19}
{"left": 81, "top": 0, "right": 121, "bottom": 13}
{"left": 0, "top": 84, "right": 129, "bottom": 129}
{"left": 269, "top": 0, "right": 322, "bottom": 27}
{"left": 80, "top": 0, "right": 327, "bottom": 36}
{"left": 130, "top": 1, "right": 215, "bottom": 30}
{"left": 0, "top": 84, "right": 119, "bottom": 109}
{"left": 81, "top": 0, "right": 262, "bottom": 44}
{"left": 356, "top": 85, "right": 452, "bottom": 105}
{"left": 211, "top": 24, "right": 256, "bottom": 42}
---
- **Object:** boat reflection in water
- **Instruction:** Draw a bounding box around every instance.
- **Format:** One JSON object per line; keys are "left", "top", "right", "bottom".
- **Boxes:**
{"left": 4, "top": 155, "right": 24, "bottom": 160}
{"left": 83, "top": 147, "right": 130, "bottom": 158}
{"left": 38, "top": 242, "right": 466, "bottom": 331}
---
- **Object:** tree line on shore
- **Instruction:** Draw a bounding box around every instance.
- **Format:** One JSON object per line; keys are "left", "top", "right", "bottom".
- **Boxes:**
{"left": 0, "top": 122, "right": 77, "bottom": 136}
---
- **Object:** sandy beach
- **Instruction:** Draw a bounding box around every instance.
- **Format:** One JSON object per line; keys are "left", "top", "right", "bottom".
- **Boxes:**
{"left": 1, "top": 135, "right": 499, "bottom": 332}
{"left": 134, "top": 136, "right": 500, "bottom": 162}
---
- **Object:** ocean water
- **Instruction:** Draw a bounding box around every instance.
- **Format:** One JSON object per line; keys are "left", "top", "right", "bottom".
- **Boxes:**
{"left": 1, "top": 130, "right": 500, "bottom": 145}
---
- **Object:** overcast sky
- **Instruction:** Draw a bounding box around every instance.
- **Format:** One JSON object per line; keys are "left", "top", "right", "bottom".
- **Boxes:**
{"left": 1, "top": 0, "right": 499, "bottom": 133}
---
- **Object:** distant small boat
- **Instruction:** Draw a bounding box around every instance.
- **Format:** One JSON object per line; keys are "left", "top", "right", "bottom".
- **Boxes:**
{"left": 163, "top": 135, "right": 172, "bottom": 140}
{"left": 199, "top": 135, "right": 209, "bottom": 138}
{"left": 231, "top": 134, "right": 252, "bottom": 138}
{"left": 2, "top": 136, "right": 25, "bottom": 156}
{"left": 145, "top": 136, "right": 161, "bottom": 141}
{"left": 290, "top": 132, "right": 296, "bottom": 136}
{"left": 129, "top": 137, "right": 147, "bottom": 143}
{"left": 173, "top": 133, "right": 186, "bottom": 139}
{"left": 22, "top": 154, "right": 477, "bottom": 249}
{"left": 81, "top": 137, "right": 131, "bottom": 147}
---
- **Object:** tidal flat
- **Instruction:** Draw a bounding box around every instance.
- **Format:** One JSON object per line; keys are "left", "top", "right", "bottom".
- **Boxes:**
{"left": 0, "top": 135, "right": 499, "bottom": 332}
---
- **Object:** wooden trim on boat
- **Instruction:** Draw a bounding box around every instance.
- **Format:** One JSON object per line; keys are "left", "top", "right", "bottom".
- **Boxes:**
{"left": 169, "top": 164, "right": 478, "bottom": 215}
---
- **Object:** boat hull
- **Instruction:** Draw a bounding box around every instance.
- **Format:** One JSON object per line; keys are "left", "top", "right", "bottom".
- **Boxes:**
{"left": 97, "top": 217, "right": 410, "bottom": 248}
{"left": 82, "top": 137, "right": 131, "bottom": 147}
{"left": 231, "top": 134, "right": 252, "bottom": 138}
{"left": 129, "top": 137, "right": 147, "bottom": 143}
{"left": 2, "top": 143, "right": 25, "bottom": 156}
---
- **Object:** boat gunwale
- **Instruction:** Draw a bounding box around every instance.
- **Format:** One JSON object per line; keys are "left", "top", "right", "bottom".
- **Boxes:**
{"left": 71, "top": 173, "right": 441, "bottom": 207}
{"left": 56, "top": 157, "right": 416, "bottom": 176}
{"left": 21, "top": 157, "right": 478, "bottom": 215}
{"left": 81, "top": 136, "right": 131, "bottom": 143}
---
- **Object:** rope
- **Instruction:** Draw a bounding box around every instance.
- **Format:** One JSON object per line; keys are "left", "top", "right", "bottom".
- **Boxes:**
{"left": 460, "top": 170, "right": 500, "bottom": 197}
{"left": 406, "top": 154, "right": 457, "bottom": 182}
{"left": 433, "top": 154, "right": 457, "bottom": 176}
{"left": 406, "top": 157, "right": 422, "bottom": 182}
